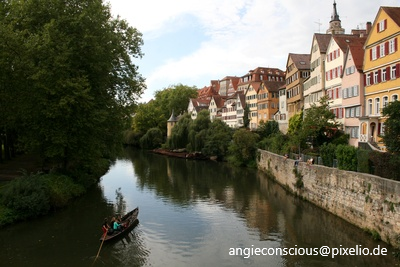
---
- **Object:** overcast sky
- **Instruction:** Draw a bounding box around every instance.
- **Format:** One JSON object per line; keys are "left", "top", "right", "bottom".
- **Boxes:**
{"left": 107, "top": 0, "right": 399, "bottom": 102}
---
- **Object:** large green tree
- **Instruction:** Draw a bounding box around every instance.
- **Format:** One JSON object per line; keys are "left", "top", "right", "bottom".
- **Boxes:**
{"left": 301, "top": 96, "right": 341, "bottom": 147}
{"left": 0, "top": 0, "right": 145, "bottom": 170}
{"left": 382, "top": 100, "right": 400, "bottom": 153}
{"left": 133, "top": 84, "right": 198, "bottom": 136}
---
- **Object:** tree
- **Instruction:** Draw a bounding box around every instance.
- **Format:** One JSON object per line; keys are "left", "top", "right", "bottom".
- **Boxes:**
{"left": 228, "top": 129, "right": 259, "bottom": 167}
{"left": 301, "top": 96, "right": 341, "bottom": 147}
{"left": 203, "top": 120, "right": 232, "bottom": 160}
{"left": 382, "top": 100, "right": 400, "bottom": 153}
{"left": 132, "top": 84, "right": 198, "bottom": 136}
{"left": 0, "top": 0, "right": 145, "bottom": 171}
{"left": 257, "top": 120, "right": 279, "bottom": 139}
{"left": 243, "top": 106, "right": 250, "bottom": 129}
{"left": 188, "top": 110, "right": 210, "bottom": 151}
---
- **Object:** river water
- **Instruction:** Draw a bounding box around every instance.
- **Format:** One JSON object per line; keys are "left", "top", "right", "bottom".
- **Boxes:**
{"left": 0, "top": 149, "right": 397, "bottom": 267}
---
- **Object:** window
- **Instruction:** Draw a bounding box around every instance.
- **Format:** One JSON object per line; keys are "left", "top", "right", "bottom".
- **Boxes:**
{"left": 391, "top": 65, "right": 396, "bottom": 79}
{"left": 366, "top": 73, "right": 371, "bottom": 85}
{"left": 378, "top": 19, "right": 387, "bottom": 32}
{"left": 383, "top": 96, "right": 389, "bottom": 107}
{"left": 389, "top": 38, "right": 396, "bottom": 54}
{"left": 371, "top": 47, "right": 377, "bottom": 60}
{"left": 380, "top": 43, "right": 386, "bottom": 57}
{"left": 368, "top": 99, "right": 372, "bottom": 115}
{"left": 375, "top": 98, "right": 380, "bottom": 115}
{"left": 382, "top": 68, "right": 387, "bottom": 82}
{"left": 374, "top": 71, "right": 379, "bottom": 84}
{"left": 393, "top": 95, "right": 398, "bottom": 102}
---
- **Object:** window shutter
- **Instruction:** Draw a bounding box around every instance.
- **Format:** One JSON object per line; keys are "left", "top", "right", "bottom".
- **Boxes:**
{"left": 364, "top": 74, "right": 367, "bottom": 86}
{"left": 377, "top": 46, "right": 380, "bottom": 58}
{"left": 385, "top": 41, "right": 389, "bottom": 54}
{"left": 370, "top": 48, "right": 373, "bottom": 60}
{"left": 378, "top": 69, "right": 381, "bottom": 83}
{"left": 397, "top": 64, "right": 400, "bottom": 78}
{"left": 384, "top": 19, "right": 387, "bottom": 30}
{"left": 387, "top": 66, "right": 391, "bottom": 76}
{"left": 377, "top": 23, "right": 379, "bottom": 33}
{"left": 395, "top": 38, "right": 398, "bottom": 52}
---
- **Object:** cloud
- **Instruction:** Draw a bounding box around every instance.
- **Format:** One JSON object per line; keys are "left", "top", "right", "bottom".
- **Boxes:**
{"left": 108, "top": 0, "right": 400, "bottom": 102}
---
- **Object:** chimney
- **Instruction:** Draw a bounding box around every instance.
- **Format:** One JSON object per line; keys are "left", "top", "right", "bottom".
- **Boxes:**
{"left": 366, "top": 21, "right": 372, "bottom": 35}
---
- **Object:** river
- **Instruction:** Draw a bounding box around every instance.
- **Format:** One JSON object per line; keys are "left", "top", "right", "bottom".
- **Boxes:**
{"left": 0, "top": 149, "right": 397, "bottom": 267}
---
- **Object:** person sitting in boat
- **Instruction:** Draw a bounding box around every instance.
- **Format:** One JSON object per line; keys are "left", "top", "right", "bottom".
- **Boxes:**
{"left": 102, "top": 218, "right": 113, "bottom": 235}
{"left": 112, "top": 216, "right": 123, "bottom": 232}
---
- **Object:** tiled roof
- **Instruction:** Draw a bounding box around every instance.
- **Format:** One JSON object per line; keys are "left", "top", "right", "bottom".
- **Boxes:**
{"left": 382, "top": 6, "right": 400, "bottom": 27}
{"left": 289, "top": 53, "right": 311, "bottom": 69}
{"left": 348, "top": 43, "right": 365, "bottom": 72}
{"left": 314, "top": 33, "right": 332, "bottom": 53}
{"left": 332, "top": 35, "right": 367, "bottom": 52}
{"left": 261, "top": 81, "right": 286, "bottom": 92}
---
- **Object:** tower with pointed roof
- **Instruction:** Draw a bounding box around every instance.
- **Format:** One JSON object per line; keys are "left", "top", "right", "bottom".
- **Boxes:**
{"left": 326, "top": 0, "right": 345, "bottom": 34}
{"left": 167, "top": 110, "right": 178, "bottom": 138}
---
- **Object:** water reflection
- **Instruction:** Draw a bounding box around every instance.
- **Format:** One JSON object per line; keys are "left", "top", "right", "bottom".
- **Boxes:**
{"left": 0, "top": 148, "right": 397, "bottom": 267}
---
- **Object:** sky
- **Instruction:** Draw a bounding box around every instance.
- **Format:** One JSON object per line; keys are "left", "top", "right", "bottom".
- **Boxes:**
{"left": 107, "top": 0, "right": 399, "bottom": 103}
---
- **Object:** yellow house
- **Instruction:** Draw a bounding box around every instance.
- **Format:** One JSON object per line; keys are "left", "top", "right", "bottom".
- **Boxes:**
{"left": 361, "top": 6, "right": 400, "bottom": 150}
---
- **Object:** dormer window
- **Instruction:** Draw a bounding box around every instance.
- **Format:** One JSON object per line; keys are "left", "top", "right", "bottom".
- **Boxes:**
{"left": 378, "top": 19, "right": 387, "bottom": 32}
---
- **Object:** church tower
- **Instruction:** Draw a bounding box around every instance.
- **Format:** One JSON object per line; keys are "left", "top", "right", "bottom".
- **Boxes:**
{"left": 326, "top": 0, "right": 345, "bottom": 34}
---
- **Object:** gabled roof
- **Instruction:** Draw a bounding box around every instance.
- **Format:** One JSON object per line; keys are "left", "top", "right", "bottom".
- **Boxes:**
{"left": 313, "top": 33, "right": 332, "bottom": 54}
{"left": 260, "top": 81, "right": 286, "bottom": 93}
{"left": 331, "top": 34, "right": 367, "bottom": 52}
{"left": 287, "top": 53, "right": 311, "bottom": 70}
{"left": 382, "top": 6, "right": 400, "bottom": 27}
{"left": 210, "top": 94, "right": 225, "bottom": 108}
{"left": 365, "top": 6, "right": 400, "bottom": 48}
{"left": 343, "top": 41, "right": 366, "bottom": 73}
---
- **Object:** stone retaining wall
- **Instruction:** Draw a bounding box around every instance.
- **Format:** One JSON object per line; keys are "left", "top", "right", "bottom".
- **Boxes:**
{"left": 257, "top": 149, "right": 400, "bottom": 248}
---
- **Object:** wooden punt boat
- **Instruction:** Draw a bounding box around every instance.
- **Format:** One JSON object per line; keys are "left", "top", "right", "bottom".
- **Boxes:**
{"left": 100, "top": 207, "right": 139, "bottom": 242}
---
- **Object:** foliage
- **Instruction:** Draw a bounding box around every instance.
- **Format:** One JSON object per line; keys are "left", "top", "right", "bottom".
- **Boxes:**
{"left": 382, "top": 100, "right": 400, "bottom": 153}
{"left": 132, "top": 102, "right": 165, "bottom": 135}
{"left": 369, "top": 151, "right": 400, "bottom": 181}
{"left": 258, "top": 132, "right": 289, "bottom": 155}
{"left": 188, "top": 110, "right": 211, "bottom": 152}
{"left": 1, "top": 173, "right": 50, "bottom": 219}
{"left": 301, "top": 96, "right": 341, "bottom": 147}
{"left": 122, "top": 130, "right": 142, "bottom": 147}
{"left": 133, "top": 84, "right": 198, "bottom": 137}
{"left": 140, "top": 128, "right": 165, "bottom": 149}
{"left": 335, "top": 145, "right": 358, "bottom": 171}
{"left": 0, "top": 0, "right": 145, "bottom": 173}
{"left": 356, "top": 148, "right": 370, "bottom": 174}
{"left": 202, "top": 120, "right": 233, "bottom": 160}
{"left": 228, "top": 129, "right": 259, "bottom": 167}
{"left": 319, "top": 143, "right": 336, "bottom": 167}
{"left": 256, "top": 120, "right": 279, "bottom": 139}
{"left": 287, "top": 111, "right": 303, "bottom": 135}
{"left": 243, "top": 106, "right": 250, "bottom": 129}
{"left": 166, "top": 114, "right": 192, "bottom": 149}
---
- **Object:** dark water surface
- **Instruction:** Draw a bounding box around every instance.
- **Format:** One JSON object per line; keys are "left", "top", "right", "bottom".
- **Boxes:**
{"left": 0, "top": 149, "right": 398, "bottom": 267}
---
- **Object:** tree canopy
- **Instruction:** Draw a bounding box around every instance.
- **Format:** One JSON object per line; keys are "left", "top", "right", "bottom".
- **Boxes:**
{"left": 0, "top": 0, "right": 145, "bottom": 170}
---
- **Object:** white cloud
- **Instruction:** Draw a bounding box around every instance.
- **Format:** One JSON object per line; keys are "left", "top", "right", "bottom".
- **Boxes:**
{"left": 107, "top": 0, "right": 400, "bottom": 102}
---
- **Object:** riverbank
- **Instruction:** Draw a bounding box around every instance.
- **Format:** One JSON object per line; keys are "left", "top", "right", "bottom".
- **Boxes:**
{"left": 152, "top": 148, "right": 209, "bottom": 160}
{"left": 0, "top": 154, "right": 43, "bottom": 181}
{"left": 257, "top": 149, "right": 400, "bottom": 249}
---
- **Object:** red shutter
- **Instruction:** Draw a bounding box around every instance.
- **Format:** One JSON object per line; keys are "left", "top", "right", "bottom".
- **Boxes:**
{"left": 387, "top": 66, "right": 391, "bottom": 77}
{"left": 395, "top": 38, "right": 398, "bottom": 52}
{"left": 378, "top": 69, "right": 381, "bottom": 83}
{"left": 384, "top": 19, "right": 387, "bottom": 30}
{"left": 385, "top": 42, "right": 389, "bottom": 54}
{"left": 396, "top": 64, "right": 400, "bottom": 78}
{"left": 377, "top": 46, "right": 380, "bottom": 58}
{"left": 330, "top": 70, "right": 333, "bottom": 80}
{"left": 364, "top": 74, "right": 367, "bottom": 86}
{"left": 370, "top": 49, "right": 373, "bottom": 60}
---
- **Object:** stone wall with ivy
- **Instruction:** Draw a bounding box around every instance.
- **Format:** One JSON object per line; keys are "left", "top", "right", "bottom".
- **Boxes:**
{"left": 257, "top": 149, "right": 400, "bottom": 248}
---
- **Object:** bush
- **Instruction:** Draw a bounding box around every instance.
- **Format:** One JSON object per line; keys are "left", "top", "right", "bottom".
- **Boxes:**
{"left": 140, "top": 127, "right": 164, "bottom": 149}
{"left": 228, "top": 129, "right": 259, "bottom": 167}
{"left": 336, "top": 144, "right": 357, "bottom": 171}
{"left": 1, "top": 173, "right": 50, "bottom": 220}
{"left": 319, "top": 143, "right": 336, "bottom": 167}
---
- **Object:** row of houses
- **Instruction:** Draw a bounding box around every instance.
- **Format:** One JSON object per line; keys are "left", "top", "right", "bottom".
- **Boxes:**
{"left": 182, "top": 2, "right": 400, "bottom": 150}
